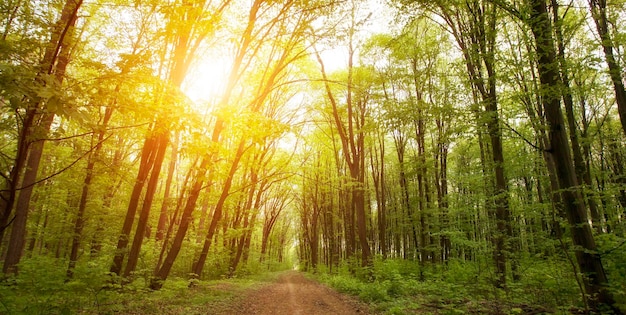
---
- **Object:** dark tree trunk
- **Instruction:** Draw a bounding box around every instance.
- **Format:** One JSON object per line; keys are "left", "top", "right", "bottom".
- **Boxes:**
{"left": 527, "top": 0, "right": 617, "bottom": 310}
{"left": 67, "top": 106, "right": 114, "bottom": 278}
{"left": 150, "top": 157, "right": 210, "bottom": 290}
{"left": 156, "top": 133, "right": 178, "bottom": 241}
{"left": 439, "top": 0, "right": 514, "bottom": 287}
{"left": 435, "top": 117, "right": 450, "bottom": 263}
{"left": 552, "top": 0, "right": 602, "bottom": 232}
{"left": 110, "top": 131, "right": 159, "bottom": 276}
{"left": 228, "top": 171, "right": 258, "bottom": 276}
{"left": 589, "top": 0, "right": 626, "bottom": 137}
{"left": 123, "top": 131, "right": 168, "bottom": 278}
{"left": 2, "top": 0, "right": 82, "bottom": 274}
{"left": 3, "top": 114, "right": 54, "bottom": 274}
{"left": 189, "top": 141, "right": 246, "bottom": 280}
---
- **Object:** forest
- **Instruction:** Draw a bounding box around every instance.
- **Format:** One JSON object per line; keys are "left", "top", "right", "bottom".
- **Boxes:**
{"left": 1, "top": 0, "right": 625, "bottom": 314}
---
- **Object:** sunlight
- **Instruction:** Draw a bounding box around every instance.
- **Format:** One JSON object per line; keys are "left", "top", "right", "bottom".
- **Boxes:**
{"left": 183, "top": 52, "right": 230, "bottom": 103}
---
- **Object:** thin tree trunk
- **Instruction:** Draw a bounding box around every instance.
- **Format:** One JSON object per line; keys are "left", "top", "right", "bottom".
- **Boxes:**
{"left": 90, "top": 140, "right": 124, "bottom": 256}
{"left": 439, "top": 0, "right": 514, "bottom": 287}
{"left": 370, "top": 131, "right": 387, "bottom": 258}
{"left": 66, "top": 106, "right": 114, "bottom": 278}
{"left": 190, "top": 141, "right": 246, "bottom": 279}
{"left": 151, "top": 157, "right": 210, "bottom": 290}
{"left": 228, "top": 172, "right": 257, "bottom": 276}
{"left": 589, "top": 0, "right": 626, "bottom": 137}
{"left": 123, "top": 132, "right": 168, "bottom": 278}
{"left": 156, "top": 132, "right": 178, "bottom": 241}
{"left": 109, "top": 131, "right": 158, "bottom": 276}
{"left": 435, "top": 116, "right": 450, "bottom": 262}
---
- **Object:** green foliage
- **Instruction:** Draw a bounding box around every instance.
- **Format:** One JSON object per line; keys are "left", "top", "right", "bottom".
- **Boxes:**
{"left": 2, "top": 0, "right": 626, "bottom": 314}
{"left": 313, "top": 257, "right": 602, "bottom": 314}
{"left": 0, "top": 255, "right": 285, "bottom": 314}
{"left": 0, "top": 256, "right": 106, "bottom": 314}
{"left": 596, "top": 233, "right": 626, "bottom": 310}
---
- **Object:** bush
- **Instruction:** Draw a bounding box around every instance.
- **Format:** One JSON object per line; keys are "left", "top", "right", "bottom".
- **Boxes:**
{"left": 359, "top": 283, "right": 390, "bottom": 303}
{"left": 312, "top": 255, "right": 615, "bottom": 314}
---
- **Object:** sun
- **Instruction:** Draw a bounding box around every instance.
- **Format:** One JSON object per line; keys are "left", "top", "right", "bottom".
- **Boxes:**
{"left": 184, "top": 53, "right": 230, "bottom": 103}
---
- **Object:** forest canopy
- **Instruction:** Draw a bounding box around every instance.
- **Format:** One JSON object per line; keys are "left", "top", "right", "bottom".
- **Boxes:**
{"left": 1, "top": 0, "right": 625, "bottom": 313}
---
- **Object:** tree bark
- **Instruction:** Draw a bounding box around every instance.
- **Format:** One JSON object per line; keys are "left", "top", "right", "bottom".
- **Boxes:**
{"left": 66, "top": 106, "right": 114, "bottom": 278}
{"left": 527, "top": 0, "right": 617, "bottom": 310}
{"left": 3, "top": 0, "right": 82, "bottom": 274}
{"left": 123, "top": 131, "right": 168, "bottom": 278}
{"left": 588, "top": 0, "right": 626, "bottom": 137}
{"left": 156, "top": 132, "right": 178, "bottom": 241}
{"left": 109, "top": 131, "right": 159, "bottom": 276}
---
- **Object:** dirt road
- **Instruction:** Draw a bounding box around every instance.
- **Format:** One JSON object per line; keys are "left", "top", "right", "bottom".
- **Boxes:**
{"left": 227, "top": 271, "right": 372, "bottom": 315}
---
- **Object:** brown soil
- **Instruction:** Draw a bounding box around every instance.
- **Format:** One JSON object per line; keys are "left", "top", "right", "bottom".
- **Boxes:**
{"left": 224, "top": 271, "right": 373, "bottom": 315}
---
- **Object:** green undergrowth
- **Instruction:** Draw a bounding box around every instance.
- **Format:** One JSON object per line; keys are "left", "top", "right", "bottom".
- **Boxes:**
{"left": 313, "top": 257, "right": 625, "bottom": 315}
{"left": 0, "top": 255, "right": 285, "bottom": 315}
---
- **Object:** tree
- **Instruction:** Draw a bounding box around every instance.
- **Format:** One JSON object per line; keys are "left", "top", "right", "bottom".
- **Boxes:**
{"left": 588, "top": 0, "right": 626, "bottom": 137}
{"left": 313, "top": 0, "right": 375, "bottom": 268}
{"left": 524, "top": 0, "right": 617, "bottom": 310}
{"left": 150, "top": 0, "right": 321, "bottom": 289}
{"left": 3, "top": 0, "right": 84, "bottom": 275}
{"left": 110, "top": 0, "right": 230, "bottom": 279}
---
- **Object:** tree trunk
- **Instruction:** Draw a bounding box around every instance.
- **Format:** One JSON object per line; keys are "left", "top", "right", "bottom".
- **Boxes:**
{"left": 552, "top": 0, "right": 602, "bottom": 232}
{"left": 2, "top": 0, "right": 82, "bottom": 274}
{"left": 156, "top": 132, "right": 178, "bottom": 241}
{"left": 90, "top": 140, "right": 124, "bottom": 256}
{"left": 67, "top": 106, "right": 114, "bottom": 278}
{"left": 527, "top": 0, "right": 617, "bottom": 310}
{"left": 370, "top": 132, "right": 387, "bottom": 258}
{"left": 3, "top": 114, "right": 54, "bottom": 274}
{"left": 588, "top": 0, "right": 626, "bottom": 137}
{"left": 440, "top": 0, "right": 514, "bottom": 287}
{"left": 228, "top": 171, "right": 258, "bottom": 276}
{"left": 434, "top": 123, "right": 450, "bottom": 263}
{"left": 123, "top": 131, "right": 168, "bottom": 279}
{"left": 110, "top": 131, "right": 159, "bottom": 276}
{"left": 150, "top": 157, "right": 210, "bottom": 290}
{"left": 190, "top": 141, "right": 246, "bottom": 279}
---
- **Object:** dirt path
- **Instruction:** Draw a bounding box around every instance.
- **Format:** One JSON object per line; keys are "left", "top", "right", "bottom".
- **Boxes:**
{"left": 226, "top": 271, "right": 372, "bottom": 315}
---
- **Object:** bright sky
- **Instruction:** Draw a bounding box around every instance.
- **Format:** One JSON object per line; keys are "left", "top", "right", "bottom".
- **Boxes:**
{"left": 182, "top": 0, "right": 393, "bottom": 104}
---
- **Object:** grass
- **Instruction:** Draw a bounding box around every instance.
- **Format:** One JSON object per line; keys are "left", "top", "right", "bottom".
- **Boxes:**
{"left": 311, "top": 257, "right": 616, "bottom": 315}
{"left": 0, "top": 256, "right": 285, "bottom": 315}
{"left": 0, "top": 276, "right": 262, "bottom": 315}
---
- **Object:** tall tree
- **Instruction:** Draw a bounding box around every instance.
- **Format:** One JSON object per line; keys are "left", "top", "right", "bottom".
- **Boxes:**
{"left": 551, "top": 0, "right": 602, "bottom": 232}
{"left": 3, "top": 0, "right": 84, "bottom": 275}
{"left": 151, "top": 0, "right": 320, "bottom": 288}
{"left": 408, "top": 0, "right": 516, "bottom": 286}
{"left": 314, "top": 1, "right": 374, "bottom": 267}
{"left": 110, "top": 0, "right": 230, "bottom": 279}
{"left": 588, "top": 0, "right": 626, "bottom": 137}
{"left": 524, "top": 0, "right": 618, "bottom": 310}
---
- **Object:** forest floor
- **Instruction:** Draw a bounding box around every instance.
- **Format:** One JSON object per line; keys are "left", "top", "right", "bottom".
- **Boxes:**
{"left": 2, "top": 266, "right": 576, "bottom": 314}
{"left": 96, "top": 270, "right": 375, "bottom": 314}
{"left": 216, "top": 270, "right": 373, "bottom": 315}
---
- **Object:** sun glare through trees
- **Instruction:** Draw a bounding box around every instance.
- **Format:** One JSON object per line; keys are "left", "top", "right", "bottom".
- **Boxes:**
{"left": 0, "top": 0, "right": 625, "bottom": 314}
{"left": 184, "top": 52, "right": 230, "bottom": 103}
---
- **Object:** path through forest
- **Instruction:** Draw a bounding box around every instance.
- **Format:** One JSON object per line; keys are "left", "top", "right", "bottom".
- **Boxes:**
{"left": 224, "top": 271, "right": 372, "bottom": 314}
